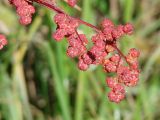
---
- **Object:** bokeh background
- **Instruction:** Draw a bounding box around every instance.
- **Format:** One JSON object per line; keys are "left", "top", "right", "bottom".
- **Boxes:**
{"left": 0, "top": 0, "right": 160, "bottom": 120}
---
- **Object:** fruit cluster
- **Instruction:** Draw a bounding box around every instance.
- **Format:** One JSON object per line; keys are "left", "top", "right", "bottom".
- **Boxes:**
{"left": 53, "top": 14, "right": 140, "bottom": 103}
{"left": 10, "top": 0, "right": 35, "bottom": 25}
{"left": 7, "top": 0, "right": 140, "bottom": 103}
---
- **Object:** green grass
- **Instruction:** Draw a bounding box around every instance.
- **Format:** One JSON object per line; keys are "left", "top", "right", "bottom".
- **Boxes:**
{"left": 0, "top": 0, "right": 160, "bottom": 120}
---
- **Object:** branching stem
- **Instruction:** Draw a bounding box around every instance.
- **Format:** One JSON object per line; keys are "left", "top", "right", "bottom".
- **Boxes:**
{"left": 33, "top": 0, "right": 100, "bottom": 32}
{"left": 32, "top": 0, "right": 128, "bottom": 65}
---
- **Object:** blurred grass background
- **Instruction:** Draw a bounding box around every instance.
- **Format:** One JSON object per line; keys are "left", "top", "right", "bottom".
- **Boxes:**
{"left": 0, "top": 0, "right": 160, "bottom": 120}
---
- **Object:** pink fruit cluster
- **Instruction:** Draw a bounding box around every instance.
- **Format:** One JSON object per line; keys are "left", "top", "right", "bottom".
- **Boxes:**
{"left": 53, "top": 14, "right": 80, "bottom": 41}
{"left": 67, "top": 0, "right": 78, "bottom": 7}
{"left": 8, "top": 0, "right": 140, "bottom": 103}
{"left": 107, "top": 78, "right": 125, "bottom": 103}
{"left": 0, "top": 34, "right": 8, "bottom": 50}
{"left": 105, "top": 49, "right": 140, "bottom": 103}
{"left": 10, "top": 0, "right": 35, "bottom": 25}
{"left": 53, "top": 14, "right": 140, "bottom": 103}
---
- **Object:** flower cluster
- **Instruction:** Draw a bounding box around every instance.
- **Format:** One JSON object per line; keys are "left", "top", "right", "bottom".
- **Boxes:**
{"left": 0, "top": 34, "right": 8, "bottom": 50}
{"left": 52, "top": 13, "right": 80, "bottom": 41}
{"left": 8, "top": 0, "right": 140, "bottom": 103}
{"left": 10, "top": 0, "right": 35, "bottom": 25}
{"left": 105, "top": 51, "right": 140, "bottom": 103}
{"left": 53, "top": 14, "right": 140, "bottom": 103}
{"left": 107, "top": 77, "right": 125, "bottom": 103}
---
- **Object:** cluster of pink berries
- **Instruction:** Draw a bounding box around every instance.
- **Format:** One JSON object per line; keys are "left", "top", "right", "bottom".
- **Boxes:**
{"left": 0, "top": 34, "right": 8, "bottom": 50}
{"left": 53, "top": 14, "right": 140, "bottom": 103}
{"left": 52, "top": 13, "right": 88, "bottom": 61}
{"left": 67, "top": 0, "right": 78, "bottom": 7}
{"left": 8, "top": 0, "right": 140, "bottom": 103}
{"left": 107, "top": 78, "right": 125, "bottom": 103}
{"left": 53, "top": 14, "right": 79, "bottom": 41}
{"left": 105, "top": 49, "right": 140, "bottom": 103}
{"left": 10, "top": 0, "right": 35, "bottom": 25}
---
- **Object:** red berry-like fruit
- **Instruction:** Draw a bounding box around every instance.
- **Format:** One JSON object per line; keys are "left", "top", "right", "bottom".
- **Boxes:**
{"left": 106, "top": 77, "right": 117, "bottom": 88}
{"left": 123, "top": 23, "right": 134, "bottom": 35}
{"left": 10, "top": 0, "right": 35, "bottom": 25}
{"left": 78, "top": 58, "right": 89, "bottom": 71}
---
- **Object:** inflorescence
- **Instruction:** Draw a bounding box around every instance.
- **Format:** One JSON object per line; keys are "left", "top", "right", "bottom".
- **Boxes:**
{"left": 8, "top": 0, "right": 140, "bottom": 103}
{"left": 10, "top": 0, "right": 35, "bottom": 25}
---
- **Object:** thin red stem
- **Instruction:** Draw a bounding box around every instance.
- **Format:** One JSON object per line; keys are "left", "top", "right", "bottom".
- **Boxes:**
{"left": 112, "top": 44, "right": 131, "bottom": 66}
{"left": 77, "top": 19, "right": 101, "bottom": 32}
{"left": 31, "top": 0, "right": 130, "bottom": 66}
{"left": 33, "top": 0, "right": 100, "bottom": 32}
{"left": 113, "top": 45, "right": 126, "bottom": 59}
{"left": 33, "top": 0, "right": 64, "bottom": 14}
{"left": 75, "top": 29, "right": 82, "bottom": 42}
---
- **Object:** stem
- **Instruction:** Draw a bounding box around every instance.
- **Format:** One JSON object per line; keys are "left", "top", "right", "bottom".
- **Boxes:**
{"left": 75, "top": 29, "right": 83, "bottom": 43}
{"left": 33, "top": 0, "right": 64, "bottom": 14}
{"left": 112, "top": 44, "right": 131, "bottom": 65}
{"left": 113, "top": 45, "right": 126, "bottom": 59}
{"left": 33, "top": 0, "right": 101, "bottom": 32}
{"left": 32, "top": 0, "right": 130, "bottom": 66}
{"left": 77, "top": 19, "right": 101, "bottom": 32}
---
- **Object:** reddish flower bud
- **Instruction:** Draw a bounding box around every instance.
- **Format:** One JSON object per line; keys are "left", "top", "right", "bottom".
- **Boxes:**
{"left": 103, "top": 27, "right": 114, "bottom": 41}
{"left": 123, "top": 23, "right": 134, "bottom": 35}
{"left": 105, "top": 45, "right": 115, "bottom": 53}
{"left": 82, "top": 53, "right": 92, "bottom": 65}
{"left": 113, "top": 84, "right": 125, "bottom": 94}
{"left": 106, "top": 77, "right": 117, "bottom": 88}
{"left": 67, "top": 46, "right": 79, "bottom": 58}
{"left": 104, "top": 60, "right": 117, "bottom": 72}
{"left": 112, "top": 28, "right": 121, "bottom": 39}
{"left": 52, "top": 29, "right": 67, "bottom": 41}
{"left": 19, "top": 16, "right": 32, "bottom": 25}
{"left": 128, "top": 48, "right": 140, "bottom": 58}
{"left": 101, "top": 19, "right": 114, "bottom": 28}
{"left": 108, "top": 90, "right": 125, "bottom": 103}
{"left": 11, "top": 0, "right": 35, "bottom": 25}
{"left": 110, "top": 54, "right": 120, "bottom": 64}
{"left": 78, "top": 58, "right": 89, "bottom": 71}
